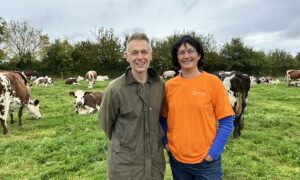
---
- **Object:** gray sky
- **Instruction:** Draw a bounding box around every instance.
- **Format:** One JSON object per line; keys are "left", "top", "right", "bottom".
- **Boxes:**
{"left": 1, "top": 0, "right": 300, "bottom": 56}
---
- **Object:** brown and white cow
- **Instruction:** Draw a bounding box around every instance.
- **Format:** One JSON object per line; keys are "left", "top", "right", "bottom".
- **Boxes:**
{"left": 0, "top": 71, "right": 41, "bottom": 135}
{"left": 85, "top": 71, "right": 97, "bottom": 89}
{"left": 213, "top": 71, "right": 251, "bottom": 139}
{"left": 69, "top": 90, "right": 103, "bottom": 114}
{"left": 286, "top": 69, "right": 300, "bottom": 86}
{"left": 65, "top": 78, "right": 80, "bottom": 85}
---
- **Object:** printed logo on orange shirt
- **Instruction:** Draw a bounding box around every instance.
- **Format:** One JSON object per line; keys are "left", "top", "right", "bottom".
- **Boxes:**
{"left": 192, "top": 91, "right": 207, "bottom": 96}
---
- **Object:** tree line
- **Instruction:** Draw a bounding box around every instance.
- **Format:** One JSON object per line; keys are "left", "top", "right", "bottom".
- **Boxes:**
{"left": 1, "top": 18, "right": 300, "bottom": 78}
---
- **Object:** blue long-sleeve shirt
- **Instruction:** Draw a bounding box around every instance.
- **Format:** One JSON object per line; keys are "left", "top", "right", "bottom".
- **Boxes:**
{"left": 159, "top": 116, "right": 234, "bottom": 160}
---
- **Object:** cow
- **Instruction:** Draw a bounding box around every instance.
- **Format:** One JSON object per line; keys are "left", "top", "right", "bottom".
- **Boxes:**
{"left": 259, "top": 76, "right": 280, "bottom": 84}
{"left": 213, "top": 71, "right": 251, "bottom": 139}
{"left": 250, "top": 76, "right": 261, "bottom": 86}
{"left": 288, "top": 80, "right": 300, "bottom": 87}
{"left": 22, "top": 70, "right": 39, "bottom": 80}
{"left": 162, "top": 70, "right": 176, "bottom": 79}
{"left": 85, "top": 71, "right": 97, "bottom": 89}
{"left": 285, "top": 69, "right": 300, "bottom": 86}
{"left": 0, "top": 71, "right": 41, "bottom": 135}
{"left": 69, "top": 90, "right": 103, "bottom": 114}
{"left": 65, "top": 78, "right": 80, "bottom": 85}
{"left": 33, "top": 76, "right": 53, "bottom": 86}
{"left": 96, "top": 75, "right": 109, "bottom": 82}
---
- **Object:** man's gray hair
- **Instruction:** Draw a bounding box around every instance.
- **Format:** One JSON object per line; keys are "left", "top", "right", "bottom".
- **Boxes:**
{"left": 126, "top": 32, "right": 152, "bottom": 52}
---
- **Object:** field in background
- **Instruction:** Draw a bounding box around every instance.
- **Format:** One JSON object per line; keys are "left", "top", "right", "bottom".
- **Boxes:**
{"left": 0, "top": 79, "right": 299, "bottom": 179}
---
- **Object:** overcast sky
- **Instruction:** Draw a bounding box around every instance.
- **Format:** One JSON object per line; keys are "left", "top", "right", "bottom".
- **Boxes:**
{"left": 1, "top": 0, "right": 300, "bottom": 56}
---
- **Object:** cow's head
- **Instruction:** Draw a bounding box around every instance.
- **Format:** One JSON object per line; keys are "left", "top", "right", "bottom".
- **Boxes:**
{"left": 69, "top": 90, "right": 85, "bottom": 112}
{"left": 87, "top": 81, "right": 95, "bottom": 89}
{"left": 27, "top": 99, "right": 42, "bottom": 119}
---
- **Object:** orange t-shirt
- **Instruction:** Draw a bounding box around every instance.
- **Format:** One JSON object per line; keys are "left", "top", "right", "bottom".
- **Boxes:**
{"left": 162, "top": 71, "right": 235, "bottom": 164}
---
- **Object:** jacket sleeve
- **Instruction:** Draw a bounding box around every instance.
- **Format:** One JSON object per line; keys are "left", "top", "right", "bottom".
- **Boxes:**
{"left": 99, "top": 87, "right": 118, "bottom": 140}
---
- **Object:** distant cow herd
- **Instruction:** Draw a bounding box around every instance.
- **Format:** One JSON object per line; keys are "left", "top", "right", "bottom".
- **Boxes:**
{"left": 0, "top": 70, "right": 108, "bottom": 135}
{"left": 1, "top": 69, "right": 299, "bottom": 135}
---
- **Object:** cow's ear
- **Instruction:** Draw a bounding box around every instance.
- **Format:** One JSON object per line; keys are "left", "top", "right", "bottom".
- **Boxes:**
{"left": 84, "top": 91, "right": 91, "bottom": 96}
{"left": 69, "top": 92, "right": 75, "bottom": 97}
{"left": 34, "top": 99, "right": 39, "bottom": 105}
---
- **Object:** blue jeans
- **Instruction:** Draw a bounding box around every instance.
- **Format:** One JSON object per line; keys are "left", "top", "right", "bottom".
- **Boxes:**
{"left": 168, "top": 152, "right": 222, "bottom": 180}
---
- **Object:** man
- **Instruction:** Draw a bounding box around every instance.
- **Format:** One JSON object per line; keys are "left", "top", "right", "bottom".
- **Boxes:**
{"left": 99, "top": 33, "right": 166, "bottom": 180}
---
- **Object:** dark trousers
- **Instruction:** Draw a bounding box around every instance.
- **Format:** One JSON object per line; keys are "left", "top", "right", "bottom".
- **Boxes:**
{"left": 168, "top": 152, "right": 222, "bottom": 180}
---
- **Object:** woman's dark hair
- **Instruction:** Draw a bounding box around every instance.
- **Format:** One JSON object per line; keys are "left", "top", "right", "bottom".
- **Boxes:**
{"left": 171, "top": 35, "right": 205, "bottom": 69}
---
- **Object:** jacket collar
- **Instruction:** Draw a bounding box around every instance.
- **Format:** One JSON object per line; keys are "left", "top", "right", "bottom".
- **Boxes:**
{"left": 125, "top": 67, "right": 161, "bottom": 84}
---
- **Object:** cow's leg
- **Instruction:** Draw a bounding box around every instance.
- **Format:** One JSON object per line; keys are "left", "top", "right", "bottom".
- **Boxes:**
{"left": 10, "top": 111, "right": 14, "bottom": 124}
{"left": 18, "top": 105, "right": 24, "bottom": 126}
{"left": 233, "top": 117, "right": 241, "bottom": 139}
{"left": 0, "top": 105, "right": 9, "bottom": 135}
{"left": 89, "top": 107, "right": 96, "bottom": 114}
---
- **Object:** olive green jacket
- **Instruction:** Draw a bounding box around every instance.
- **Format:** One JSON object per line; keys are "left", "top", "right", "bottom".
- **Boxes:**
{"left": 99, "top": 67, "right": 166, "bottom": 180}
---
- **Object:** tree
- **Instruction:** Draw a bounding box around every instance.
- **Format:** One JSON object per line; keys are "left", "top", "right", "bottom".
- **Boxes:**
{"left": 3, "top": 20, "right": 48, "bottom": 62}
{"left": 0, "top": 17, "right": 7, "bottom": 60}
{"left": 42, "top": 39, "right": 74, "bottom": 76}
{"left": 92, "top": 27, "right": 126, "bottom": 77}
{"left": 220, "top": 37, "right": 267, "bottom": 74}
{"left": 151, "top": 31, "right": 219, "bottom": 75}
{"left": 266, "top": 49, "right": 295, "bottom": 76}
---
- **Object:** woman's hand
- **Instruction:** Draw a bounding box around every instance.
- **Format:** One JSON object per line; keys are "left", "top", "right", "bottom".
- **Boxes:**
{"left": 205, "top": 154, "right": 213, "bottom": 161}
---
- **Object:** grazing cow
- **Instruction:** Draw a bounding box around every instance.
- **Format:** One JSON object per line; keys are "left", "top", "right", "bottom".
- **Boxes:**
{"left": 65, "top": 78, "right": 80, "bottom": 85}
{"left": 22, "top": 70, "right": 39, "bottom": 80}
{"left": 286, "top": 70, "right": 300, "bottom": 86}
{"left": 33, "top": 76, "right": 53, "bottom": 86}
{"left": 69, "top": 90, "right": 103, "bottom": 114}
{"left": 162, "top": 70, "right": 176, "bottom": 79}
{"left": 85, "top": 71, "right": 97, "bottom": 89}
{"left": 213, "top": 71, "right": 251, "bottom": 139}
{"left": 0, "top": 71, "right": 41, "bottom": 135}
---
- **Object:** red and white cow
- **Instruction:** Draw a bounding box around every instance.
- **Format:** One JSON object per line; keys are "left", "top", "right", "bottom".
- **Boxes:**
{"left": 85, "top": 71, "right": 97, "bottom": 89}
{"left": 65, "top": 77, "right": 80, "bottom": 85}
{"left": 286, "top": 70, "right": 300, "bottom": 86}
{"left": 69, "top": 90, "right": 103, "bottom": 114}
{"left": 0, "top": 71, "right": 41, "bottom": 135}
{"left": 213, "top": 71, "right": 251, "bottom": 139}
{"left": 96, "top": 75, "right": 109, "bottom": 82}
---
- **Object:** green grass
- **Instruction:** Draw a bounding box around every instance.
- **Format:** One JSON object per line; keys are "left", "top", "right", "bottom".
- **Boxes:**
{"left": 0, "top": 79, "right": 299, "bottom": 179}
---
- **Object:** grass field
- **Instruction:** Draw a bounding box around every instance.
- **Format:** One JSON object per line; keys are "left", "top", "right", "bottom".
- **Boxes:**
{"left": 0, "top": 79, "right": 299, "bottom": 179}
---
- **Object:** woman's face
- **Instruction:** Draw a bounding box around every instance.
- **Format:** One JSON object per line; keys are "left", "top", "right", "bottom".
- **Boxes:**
{"left": 177, "top": 43, "right": 201, "bottom": 71}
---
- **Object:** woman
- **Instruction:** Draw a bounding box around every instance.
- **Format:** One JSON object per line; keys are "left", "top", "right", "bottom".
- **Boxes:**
{"left": 161, "top": 35, "right": 234, "bottom": 180}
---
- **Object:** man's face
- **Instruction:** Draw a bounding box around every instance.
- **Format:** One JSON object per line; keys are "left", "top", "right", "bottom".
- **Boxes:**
{"left": 125, "top": 40, "right": 152, "bottom": 74}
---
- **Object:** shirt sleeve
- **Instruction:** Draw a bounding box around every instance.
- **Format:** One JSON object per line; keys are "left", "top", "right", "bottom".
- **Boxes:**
{"left": 159, "top": 116, "right": 168, "bottom": 145}
{"left": 213, "top": 78, "right": 235, "bottom": 120}
{"left": 99, "top": 86, "right": 118, "bottom": 140}
{"left": 208, "top": 116, "right": 234, "bottom": 160}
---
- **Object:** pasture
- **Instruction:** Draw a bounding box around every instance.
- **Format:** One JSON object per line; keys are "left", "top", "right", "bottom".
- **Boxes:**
{"left": 0, "top": 79, "right": 299, "bottom": 179}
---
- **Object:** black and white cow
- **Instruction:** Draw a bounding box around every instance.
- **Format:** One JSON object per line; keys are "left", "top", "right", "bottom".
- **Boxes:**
{"left": 0, "top": 71, "right": 41, "bottom": 135}
{"left": 213, "top": 71, "right": 251, "bottom": 139}
{"left": 69, "top": 90, "right": 103, "bottom": 114}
